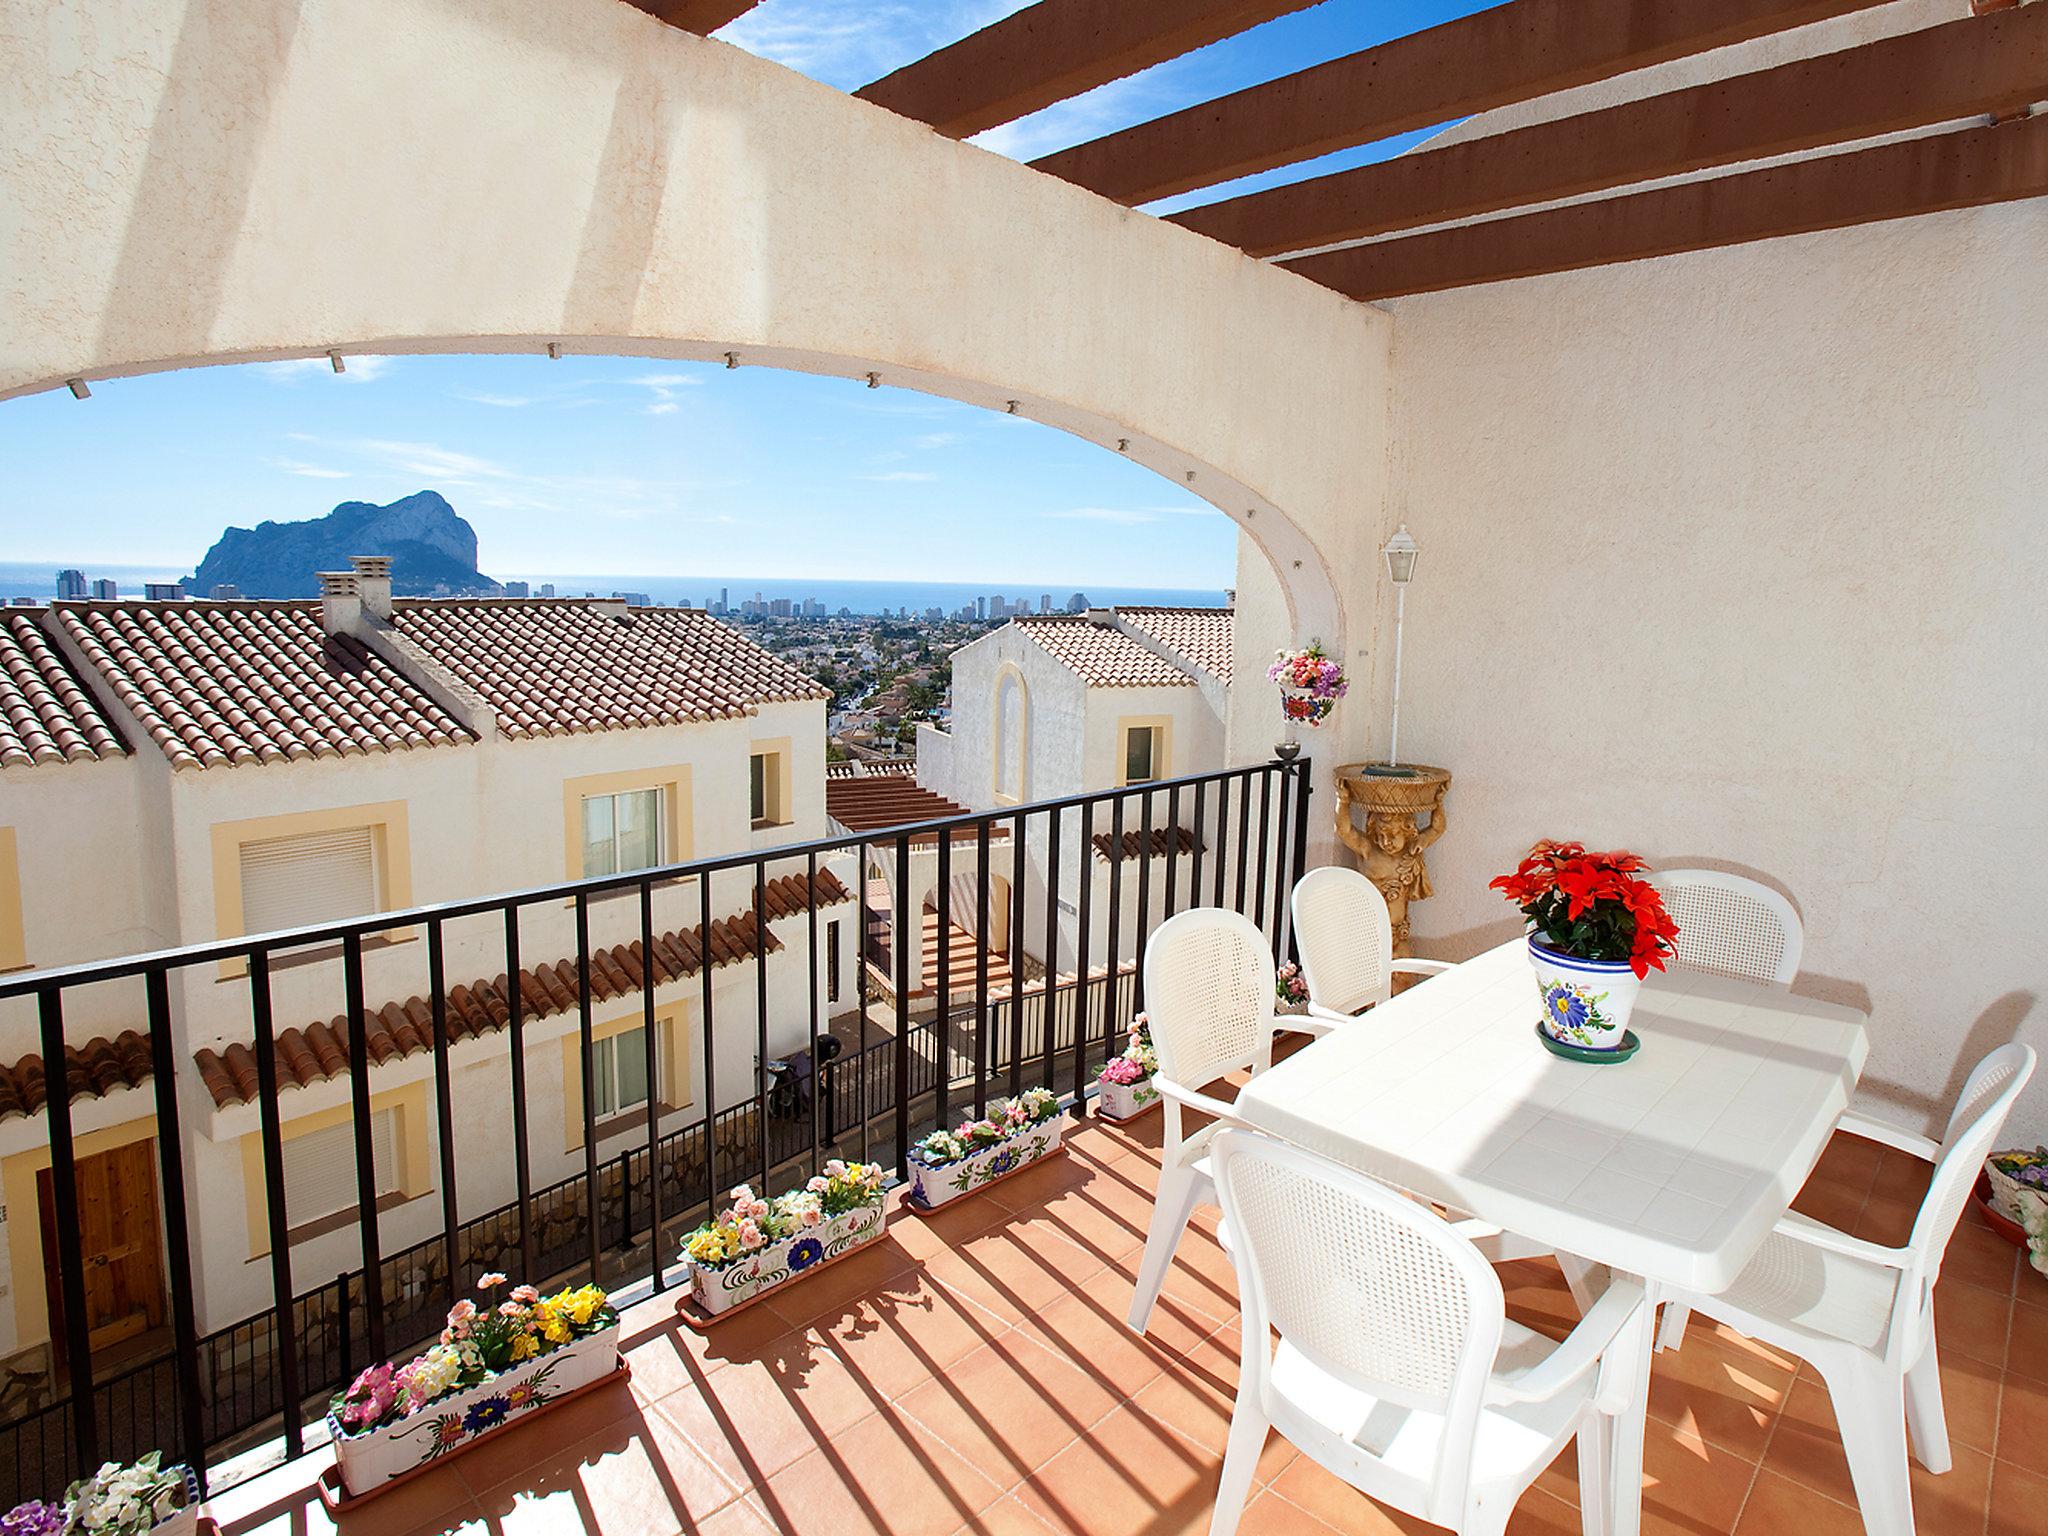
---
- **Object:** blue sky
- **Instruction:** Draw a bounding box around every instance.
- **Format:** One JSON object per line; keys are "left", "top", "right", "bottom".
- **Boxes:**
{"left": 0, "top": 0, "right": 1483, "bottom": 591}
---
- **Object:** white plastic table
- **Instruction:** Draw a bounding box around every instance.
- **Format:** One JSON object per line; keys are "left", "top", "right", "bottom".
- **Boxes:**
{"left": 1235, "top": 937, "right": 1869, "bottom": 1536}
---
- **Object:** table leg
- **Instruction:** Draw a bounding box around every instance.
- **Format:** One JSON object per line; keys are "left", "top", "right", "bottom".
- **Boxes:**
{"left": 1607, "top": 1278, "right": 1661, "bottom": 1536}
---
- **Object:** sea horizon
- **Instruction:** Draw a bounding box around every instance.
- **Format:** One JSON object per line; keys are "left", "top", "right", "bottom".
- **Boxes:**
{"left": 0, "top": 562, "right": 1230, "bottom": 615}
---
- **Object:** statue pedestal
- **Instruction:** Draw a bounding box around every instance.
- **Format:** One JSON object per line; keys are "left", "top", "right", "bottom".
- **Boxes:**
{"left": 1333, "top": 763, "right": 1451, "bottom": 957}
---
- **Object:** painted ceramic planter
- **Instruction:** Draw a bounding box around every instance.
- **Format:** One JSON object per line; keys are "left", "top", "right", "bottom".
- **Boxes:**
{"left": 1097, "top": 1076, "right": 1160, "bottom": 1122}
{"left": 1528, "top": 937, "right": 1641, "bottom": 1051}
{"left": 687, "top": 1199, "right": 887, "bottom": 1317}
{"left": 327, "top": 1325, "right": 620, "bottom": 1495}
{"left": 908, "top": 1116, "right": 1065, "bottom": 1209}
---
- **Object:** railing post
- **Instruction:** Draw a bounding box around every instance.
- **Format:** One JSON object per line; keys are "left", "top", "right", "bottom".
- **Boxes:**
{"left": 1288, "top": 760, "right": 1313, "bottom": 962}
{"left": 754, "top": 860, "right": 771, "bottom": 1190}
{"left": 247, "top": 952, "right": 303, "bottom": 1459}
{"left": 39, "top": 988, "right": 97, "bottom": 1474}
{"left": 504, "top": 907, "right": 537, "bottom": 1283}
{"left": 617, "top": 1148, "right": 634, "bottom": 1252}
{"left": 1008, "top": 810, "right": 1028, "bottom": 1098}
{"left": 1070, "top": 801, "right": 1094, "bottom": 1112}
{"left": 640, "top": 876, "right": 663, "bottom": 1290}
{"left": 143, "top": 966, "right": 206, "bottom": 1490}
{"left": 428, "top": 919, "right": 460, "bottom": 1311}
{"left": 973, "top": 819, "right": 991, "bottom": 1120}
{"left": 1040, "top": 808, "right": 1062, "bottom": 1093}
{"left": 806, "top": 850, "right": 822, "bottom": 1177}
{"left": 574, "top": 894, "right": 601, "bottom": 1288}
{"left": 700, "top": 872, "right": 718, "bottom": 1213}
{"left": 341, "top": 935, "right": 385, "bottom": 1363}
{"left": 935, "top": 820, "right": 952, "bottom": 1130}
{"left": 335, "top": 1271, "right": 352, "bottom": 1383}
{"left": 893, "top": 837, "right": 913, "bottom": 1177}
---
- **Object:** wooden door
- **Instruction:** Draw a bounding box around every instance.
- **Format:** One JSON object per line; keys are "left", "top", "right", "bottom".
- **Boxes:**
{"left": 38, "top": 1139, "right": 166, "bottom": 1367}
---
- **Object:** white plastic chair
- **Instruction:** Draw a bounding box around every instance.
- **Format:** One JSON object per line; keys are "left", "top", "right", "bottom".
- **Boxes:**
{"left": 1660, "top": 1044, "right": 2036, "bottom": 1536}
{"left": 1126, "top": 907, "right": 1342, "bottom": 1334}
{"left": 1291, "top": 865, "right": 1452, "bottom": 1023}
{"left": 1649, "top": 869, "right": 1803, "bottom": 987}
{"left": 1207, "top": 1129, "right": 1651, "bottom": 1536}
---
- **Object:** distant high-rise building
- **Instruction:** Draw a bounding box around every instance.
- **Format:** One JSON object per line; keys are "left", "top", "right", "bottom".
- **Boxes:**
{"left": 1065, "top": 592, "right": 1088, "bottom": 613}
{"left": 975, "top": 596, "right": 986, "bottom": 621}
{"left": 803, "top": 598, "right": 825, "bottom": 617}
{"left": 1040, "top": 594, "right": 1052, "bottom": 613}
{"left": 8, "top": 597, "right": 36, "bottom": 608}
{"left": 612, "top": 590, "right": 651, "bottom": 607}
{"left": 538, "top": 583, "right": 557, "bottom": 599}
{"left": 502, "top": 580, "right": 530, "bottom": 598}
{"left": 720, "top": 587, "right": 730, "bottom": 611}
{"left": 208, "top": 583, "right": 243, "bottom": 600}
{"left": 144, "top": 582, "right": 184, "bottom": 601}
{"left": 91, "top": 579, "right": 118, "bottom": 601}
{"left": 56, "top": 569, "right": 87, "bottom": 600}
{"left": 770, "top": 597, "right": 792, "bottom": 617}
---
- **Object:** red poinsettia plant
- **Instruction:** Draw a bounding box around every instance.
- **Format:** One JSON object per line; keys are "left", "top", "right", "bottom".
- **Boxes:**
{"left": 1489, "top": 841, "right": 1680, "bottom": 979}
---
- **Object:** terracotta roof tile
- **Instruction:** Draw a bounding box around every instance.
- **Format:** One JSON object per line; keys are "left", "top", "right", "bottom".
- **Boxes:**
{"left": 826, "top": 778, "right": 986, "bottom": 845}
{"left": 1014, "top": 616, "right": 1195, "bottom": 688}
{"left": 1091, "top": 827, "right": 1203, "bottom": 862}
{"left": 193, "top": 907, "right": 781, "bottom": 1109}
{"left": 393, "top": 602, "right": 827, "bottom": 739}
{"left": 0, "top": 613, "right": 127, "bottom": 769}
{"left": 0, "top": 1033, "right": 154, "bottom": 1121}
{"left": 56, "top": 603, "right": 472, "bottom": 771}
{"left": 754, "top": 868, "right": 853, "bottom": 921}
{"left": 1117, "top": 607, "right": 1233, "bottom": 685}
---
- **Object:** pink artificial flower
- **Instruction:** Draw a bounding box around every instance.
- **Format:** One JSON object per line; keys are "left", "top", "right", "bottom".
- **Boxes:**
{"left": 477, "top": 1271, "right": 508, "bottom": 1290}
{"left": 738, "top": 1219, "right": 763, "bottom": 1248}
{"left": 511, "top": 1285, "right": 539, "bottom": 1304}
{"left": 499, "top": 1301, "right": 525, "bottom": 1317}
{"left": 807, "top": 1176, "right": 830, "bottom": 1194}
{"left": 800, "top": 1206, "right": 823, "bottom": 1227}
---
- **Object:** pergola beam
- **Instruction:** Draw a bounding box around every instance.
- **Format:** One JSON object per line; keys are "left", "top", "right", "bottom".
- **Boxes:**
{"left": 625, "top": 0, "right": 758, "bottom": 33}
{"left": 1177, "top": 8, "right": 2048, "bottom": 257}
{"left": 1033, "top": 0, "right": 1892, "bottom": 205}
{"left": 856, "top": 1, "right": 1324, "bottom": 139}
{"left": 1280, "top": 115, "right": 2048, "bottom": 302}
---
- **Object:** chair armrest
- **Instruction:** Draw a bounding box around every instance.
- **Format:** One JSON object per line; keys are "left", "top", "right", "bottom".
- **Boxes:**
{"left": 1836, "top": 1110, "right": 1941, "bottom": 1164}
{"left": 1486, "top": 1278, "right": 1647, "bottom": 1406}
{"left": 1389, "top": 959, "right": 1453, "bottom": 978}
{"left": 1286, "top": 1011, "right": 1341, "bottom": 1038}
{"left": 1773, "top": 1210, "right": 1912, "bottom": 1270}
{"left": 1155, "top": 1077, "right": 1250, "bottom": 1131}
{"left": 1305, "top": 1000, "right": 1361, "bottom": 1026}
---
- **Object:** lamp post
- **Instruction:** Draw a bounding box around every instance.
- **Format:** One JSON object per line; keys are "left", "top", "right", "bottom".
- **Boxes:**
{"left": 1381, "top": 523, "right": 1419, "bottom": 768}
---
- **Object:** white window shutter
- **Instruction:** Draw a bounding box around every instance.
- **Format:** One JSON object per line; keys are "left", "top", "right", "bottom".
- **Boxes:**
{"left": 239, "top": 826, "right": 379, "bottom": 935}
{"left": 280, "top": 1108, "right": 398, "bottom": 1228}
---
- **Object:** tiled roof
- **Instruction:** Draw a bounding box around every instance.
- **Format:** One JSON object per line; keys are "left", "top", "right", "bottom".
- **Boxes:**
{"left": 1118, "top": 607, "right": 1233, "bottom": 684}
{"left": 194, "top": 907, "right": 781, "bottom": 1109}
{"left": 0, "top": 613, "right": 127, "bottom": 768}
{"left": 393, "top": 602, "right": 827, "bottom": 738}
{"left": 826, "top": 778, "right": 984, "bottom": 845}
{"left": 55, "top": 603, "right": 473, "bottom": 771}
{"left": 755, "top": 868, "right": 854, "bottom": 921}
{"left": 1091, "top": 827, "right": 1203, "bottom": 862}
{"left": 1013, "top": 617, "right": 1194, "bottom": 688}
{"left": 0, "top": 1033, "right": 154, "bottom": 1121}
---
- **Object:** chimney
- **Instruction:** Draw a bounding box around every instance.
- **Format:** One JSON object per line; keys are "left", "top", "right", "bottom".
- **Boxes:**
{"left": 350, "top": 555, "right": 393, "bottom": 620}
{"left": 1084, "top": 606, "right": 1117, "bottom": 626}
{"left": 317, "top": 570, "right": 361, "bottom": 634}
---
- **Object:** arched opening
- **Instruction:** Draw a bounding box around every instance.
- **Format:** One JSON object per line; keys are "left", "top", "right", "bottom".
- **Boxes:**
{"left": 991, "top": 665, "right": 1029, "bottom": 805}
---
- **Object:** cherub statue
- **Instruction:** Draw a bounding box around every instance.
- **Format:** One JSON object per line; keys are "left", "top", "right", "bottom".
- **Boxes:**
{"left": 1335, "top": 775, "right": 1448, "bottom": 954}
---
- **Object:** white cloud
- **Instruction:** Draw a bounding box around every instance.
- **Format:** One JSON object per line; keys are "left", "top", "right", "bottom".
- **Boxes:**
{"left": 647, "top": 401, "right": 679, "bottom": 416}
{"left": 268, "top": 457, "right": 350, "bottom": 479}
{"left": 255, "top": 354, "right": 396, "bottom": 384}
{"left": 455, "top": 390, "right": 539, "bottom": 408}
{"left": 914, "top": 431, "right": 964, "bottom": 449}
{"left": 857, "top": 470, "right": 939, "bottom": 483}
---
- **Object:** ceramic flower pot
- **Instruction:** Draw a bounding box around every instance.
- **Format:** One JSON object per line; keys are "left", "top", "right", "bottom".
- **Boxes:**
{"left": 686, "top": 1198, "right": 887, "bottom": 1317}
{"left": 328, "top": 1324, "right": 621, "bottom": 1494}
{"left": 1097, "top": 1076, "right": 1159, "bottom": 1122}
{"left": 1528, "top": 937, "right": 1641, "bottom": 1050}
{"left": 907, "top": 1116, "right": 1065, "bottom": 1209}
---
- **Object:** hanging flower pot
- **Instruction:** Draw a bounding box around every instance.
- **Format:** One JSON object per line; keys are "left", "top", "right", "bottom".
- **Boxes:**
{"left": 1267, "top": 642, "right": 1347, "bottom": 753}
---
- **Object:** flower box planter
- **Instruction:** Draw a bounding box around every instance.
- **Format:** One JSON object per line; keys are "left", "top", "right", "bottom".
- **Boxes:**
{"left": 907, "top": 1115, "right": 1065, "bottom": 1210}
{"left": 1097, "top": 1076, "right": 1159, "bottom": 1122}
{"left": 322, "top": 1325, "right": 623, "bottom": 1506}
{"left": 680, "top": 1197, "right": 888, "bottom": 1323}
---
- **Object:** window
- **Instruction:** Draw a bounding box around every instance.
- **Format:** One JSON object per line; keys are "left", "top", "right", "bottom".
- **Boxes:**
{"left": 750, "top": 745, "right": 790, "bottom": 828}
{"left": 280, "top": 1110, "right": 398, "bottom": 1231}
{"left": 581, "top": 788, "right": 662, "bottom": 877}
{"left": 993, "top": 670, "right": 1027, "bottom": 802}
{"left": 590, "top": 1026, "right": 652, "bottom": 1119}
{"left": 826, "top": 919, "right": 841, "bottom": 1003}
{"left": 239, "top": 825, "right": 379, "bottom": 934}
{"left": 1124, "top": 726, "right": 1159, "bottom": 785}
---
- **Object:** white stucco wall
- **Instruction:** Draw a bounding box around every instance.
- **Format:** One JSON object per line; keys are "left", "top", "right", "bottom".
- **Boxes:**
{"left": 1376, "top": 201, "right": 2048, "bottom": 1136}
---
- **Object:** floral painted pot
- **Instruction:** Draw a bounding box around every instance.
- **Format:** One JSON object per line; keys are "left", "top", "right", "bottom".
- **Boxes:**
{"left": 908, "top": 1116, "right": 1065, "bottom": 1209}
{"left": 328, "top": 1324, "right": 620, "bottom": 1495}
{"left": 1528, "top": 937, "right": 1641, "bottom": 1051}
{"left": 687, "top": 1198, "right": 887, "bottom": 1317}
{"left": 1097, "top": 1076, "right": 1159, "bottom": 1122}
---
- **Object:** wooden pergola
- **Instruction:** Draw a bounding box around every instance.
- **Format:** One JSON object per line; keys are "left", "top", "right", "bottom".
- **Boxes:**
{"left": 635, "top": 0, "right": 2048, "bottom": 300}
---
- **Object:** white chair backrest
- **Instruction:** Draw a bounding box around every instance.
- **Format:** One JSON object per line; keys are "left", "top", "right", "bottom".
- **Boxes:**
{"left": 1142, "top": 908, "right": 1279, "bottom": 1090}
{"left": 1892, "top": 1044, "right": 2036, "bottom": 1359}
{"left": 1210, "top": 1129, "right": 1505, "bottom": 1522}
{"left": 1291, "top": 866, "right": 1395, "bottom": 1016}
{"left": 1650, "top": 869, "right": 1804, "bottom": 986}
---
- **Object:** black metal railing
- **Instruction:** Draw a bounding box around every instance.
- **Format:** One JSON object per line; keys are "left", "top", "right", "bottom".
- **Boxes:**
{"left": 0, "top": 758, "right": 1309, "bottom": 1505}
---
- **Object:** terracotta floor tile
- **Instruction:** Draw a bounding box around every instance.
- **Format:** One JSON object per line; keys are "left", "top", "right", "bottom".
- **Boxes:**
{"left": 752, "top": 1406, "right": 1006, "bottom": 1536}
{"left": 1013, "top": 1403, "right": 1227, "bottom": 1536}
{"left": 2006, "top": 1294, "right": 2048, "bottom": 1381}
{"left": 1731, "top": 1470, "right": 1869, "bottom": 1536}
{"left": 2001, "top": 1373, "right": 2048, "bottom": 1477}
{"left": 1788, "top": 1175, "right": 1869, "bottom": 1231}
{"left": 1936, "top": 1276, "right": 2015, "bottom": 1368}
{"left": 926, "top": 1219, "right": 1111, "bottom": 1324}
{"left": 1266, "top": 1452, "right": 1446, "bottom": 1534}
{"left": 656, "top": 1326, "right": 885, "bottom": 1486}
{"left": 1128, "top": 1328, "right": 1296, "bottom": 1486}
{"left": 1938, "top": 1347, "right": 2009, "bottom": 1456}
{"left": 1869, "top": 1149, "right": 1934, "bottom": 1207}
{"left": 1810, "top": 1132, "right": 1886, "bottom": 1195}
{"left": 463, "top": 1406, "right": 745, "bottom": 1535}
{"left": 813, "top": 1267, "right": 1014, "bottom": 1400}
{"left": 1760, "top": 1373, "right": 1994, "bottom": 1527}
{"left": 952, "top": 1492, "right": 1065, "bottom": 1535}
{"left": 895, "top": 1327, "right": 1122, "bottom": 1487}
{"left": 1645, "top": 1327, "right": 1795, "bottom": 1461}
{"left": 208, "top": 1466, "right": 478, "bottom": 1536}
{"left": 1535, "top": 1419, "right": 1758, "bottom": 1536}
{"left": 1014, "top": 1284, "right": 1210, "bottom": 1400}
{"left": 761, "top": 1233, "right": 921, "bottom": 1329}
{"left": 1233, "top": 1489, "right": 1352, "bottom": 1535}
{"left": 1990, "top": 1458, "right": 2048, "bottom": 1536}
{"left": 976, "top": 1142, "right": 1103, "bottom": 1211}
{"left": 1947, "top": 1212, "right": 2025, "bottom": 1295}
{"left": 1103, "top": 1224, "right": 1241, "bottom": 1329}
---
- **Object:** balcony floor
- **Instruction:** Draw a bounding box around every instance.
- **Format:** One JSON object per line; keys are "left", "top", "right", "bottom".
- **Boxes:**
{"left": 204, "top": 1112, "right": 2042, "bottom": 1536}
